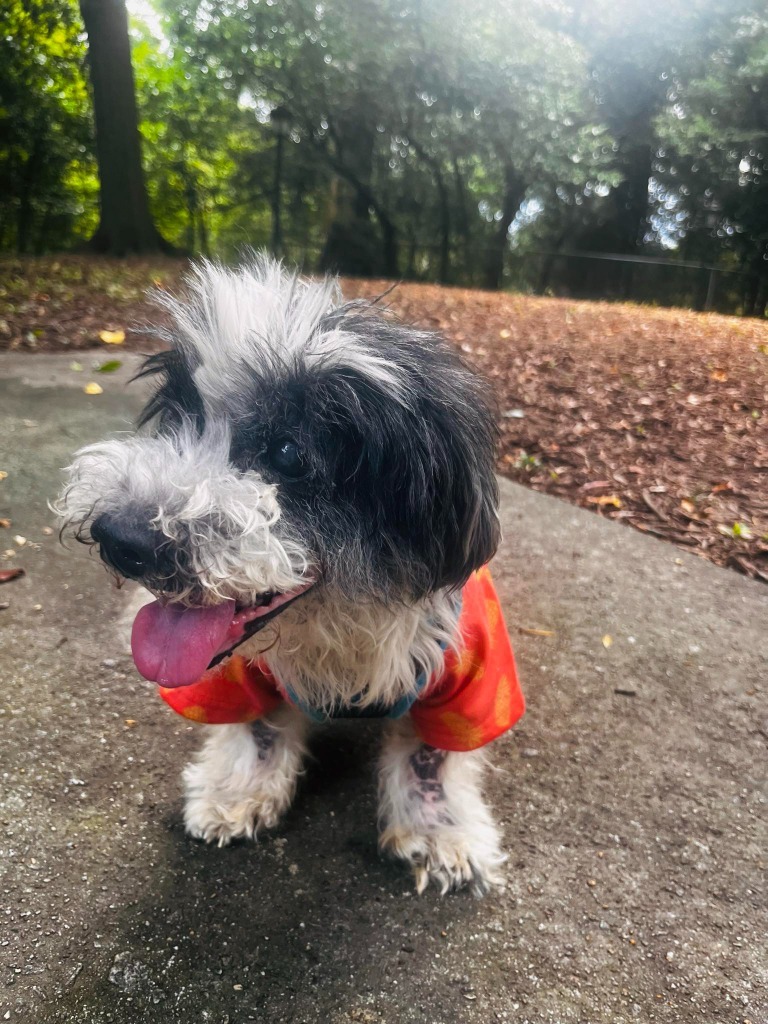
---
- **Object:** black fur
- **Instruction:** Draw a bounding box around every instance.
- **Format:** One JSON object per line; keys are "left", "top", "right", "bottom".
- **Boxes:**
{"left": 138, "top": 302, "right": 500, "bottom": 603}
{"left": 134, "top": 349, "right": 206, "bottom": 433}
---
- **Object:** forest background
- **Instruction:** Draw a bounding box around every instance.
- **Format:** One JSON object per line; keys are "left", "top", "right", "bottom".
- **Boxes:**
{"left": 2, "top": 0, "right": 768, "bottom": 315}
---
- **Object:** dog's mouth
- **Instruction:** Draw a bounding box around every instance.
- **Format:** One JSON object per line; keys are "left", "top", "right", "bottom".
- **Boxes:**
{"left": 130, "top": 583, "right": 314, "bottom": 688}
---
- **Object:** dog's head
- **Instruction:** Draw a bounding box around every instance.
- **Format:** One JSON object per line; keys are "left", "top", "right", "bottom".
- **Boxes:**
{"left": 57, "top": 255, "right": 499, "bottom": 686}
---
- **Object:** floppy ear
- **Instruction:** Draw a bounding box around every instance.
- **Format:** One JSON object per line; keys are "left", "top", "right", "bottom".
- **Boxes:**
{"left": 397, "top": 358, "right": 501, "bottom": 593}
{"left": 321, "top": 309, "right": 501, "bottom": 598}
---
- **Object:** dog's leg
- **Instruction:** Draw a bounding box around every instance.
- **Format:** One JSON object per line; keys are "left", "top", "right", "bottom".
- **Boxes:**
{"left": 182, "top": 704, "right": 309, "bottom": 846}
{"left": 378, "top": 718, "right": 506, "bottom": 895}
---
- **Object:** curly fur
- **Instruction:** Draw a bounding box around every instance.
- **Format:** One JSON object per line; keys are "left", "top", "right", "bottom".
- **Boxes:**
{"left": 57, "top": 254, "right": 507, "bottom": 894}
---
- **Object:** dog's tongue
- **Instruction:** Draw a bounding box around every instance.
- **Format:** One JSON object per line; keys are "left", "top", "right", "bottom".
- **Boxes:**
{"left": 131, "top": 598, "right": 237, "bottom": 688}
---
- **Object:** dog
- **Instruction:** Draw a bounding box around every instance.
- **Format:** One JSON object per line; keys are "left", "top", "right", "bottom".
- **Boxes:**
{"left": 57, "top": 254, "right": 525, "bottom": 895}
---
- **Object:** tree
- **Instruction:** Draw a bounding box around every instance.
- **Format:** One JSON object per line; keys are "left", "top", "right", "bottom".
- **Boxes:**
{"left": 161, "top": 0, "right": 610, "bottom": 282}
{"left": 79, "top": 0, "right": 170, "bottom": 254}
{"left": 0, "top": 0, "right": 95, "bottom": 253}
{"left": 655, "top": 0, "right": 768, "bottom": 315}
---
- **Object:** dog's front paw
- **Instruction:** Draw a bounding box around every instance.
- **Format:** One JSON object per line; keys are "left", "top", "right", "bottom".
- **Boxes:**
{"left": 182, "top": 753, "right": 290, "bottom": 847}
{"left": 379, "top": 825, "right": 506, "bottom": 896}
{"left": 183, "top": 789, "right": 285, "bottom": 847}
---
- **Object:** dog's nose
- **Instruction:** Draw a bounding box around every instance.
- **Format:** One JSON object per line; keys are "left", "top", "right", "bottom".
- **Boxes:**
{"left": 91, "top": 513, "right": 174, "bottom": 581}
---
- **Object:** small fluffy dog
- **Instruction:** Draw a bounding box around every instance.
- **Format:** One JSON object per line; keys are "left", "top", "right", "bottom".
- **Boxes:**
{"left": 58, "top": 255, "right": 524, "bottom": 895}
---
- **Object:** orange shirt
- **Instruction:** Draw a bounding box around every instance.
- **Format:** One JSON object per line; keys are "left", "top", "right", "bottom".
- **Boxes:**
{"left": 158, "top": 567, "right": 524, "bottom": 752}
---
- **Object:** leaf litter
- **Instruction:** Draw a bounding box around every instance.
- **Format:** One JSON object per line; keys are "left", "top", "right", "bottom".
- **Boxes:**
{"left": 1, "top": 257, "right": 767, "bottom": 584}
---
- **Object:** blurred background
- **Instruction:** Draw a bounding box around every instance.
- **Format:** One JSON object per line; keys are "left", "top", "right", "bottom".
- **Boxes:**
{"left": 2, "top": 0, "right": 767, "bottom": 315}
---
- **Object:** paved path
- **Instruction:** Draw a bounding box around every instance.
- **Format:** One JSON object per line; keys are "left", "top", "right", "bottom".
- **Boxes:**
{"left": 1, "top": 355, "right": 766, "bottom": 1023}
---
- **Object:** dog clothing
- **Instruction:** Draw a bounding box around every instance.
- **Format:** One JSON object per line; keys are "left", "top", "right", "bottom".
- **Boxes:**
{"left": 157, "top": 567, "right": 524, "bottom": 751}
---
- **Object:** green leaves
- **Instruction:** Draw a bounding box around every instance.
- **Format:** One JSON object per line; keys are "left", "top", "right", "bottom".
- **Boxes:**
{"left": 0, "top": 0, "right": 96, "bottom": 251}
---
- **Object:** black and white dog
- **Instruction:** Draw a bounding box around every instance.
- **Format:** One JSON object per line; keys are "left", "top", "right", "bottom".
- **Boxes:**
{"left": 58, "top": 255, "right": 517, "bottom": 895}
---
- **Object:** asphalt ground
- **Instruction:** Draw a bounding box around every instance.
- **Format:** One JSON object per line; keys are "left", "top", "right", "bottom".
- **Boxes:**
{"left": 0, "top": 354, "right": 766, "bottom": 1023}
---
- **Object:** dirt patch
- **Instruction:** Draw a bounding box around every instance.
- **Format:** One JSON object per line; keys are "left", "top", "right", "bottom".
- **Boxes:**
{"left": 2, "top": 255, "right": 767, "bottom": 582}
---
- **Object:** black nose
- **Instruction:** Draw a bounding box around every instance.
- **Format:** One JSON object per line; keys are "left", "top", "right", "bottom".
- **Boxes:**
{"left": 91, "top": 513, "right": 174, "bottom": 581}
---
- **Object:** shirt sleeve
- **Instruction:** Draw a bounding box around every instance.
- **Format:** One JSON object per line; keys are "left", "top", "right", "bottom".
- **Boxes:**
{"left": 157, "top": 655, "right": 284, "bottom": 724}
{"left": 409, "top": 569, "right": 525, "bottom": 751}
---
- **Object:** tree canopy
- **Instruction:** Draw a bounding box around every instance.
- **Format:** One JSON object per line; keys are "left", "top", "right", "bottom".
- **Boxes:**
{"left": 1, "top": 0, "right": 767, "bottom": 312}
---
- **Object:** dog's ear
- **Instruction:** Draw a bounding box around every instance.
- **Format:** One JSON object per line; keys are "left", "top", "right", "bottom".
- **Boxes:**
{"left": 324, "top": 310, "right": 501, "bottom": 597}
{"left": 393, "top": 360, "right": 501, "bottom": 594}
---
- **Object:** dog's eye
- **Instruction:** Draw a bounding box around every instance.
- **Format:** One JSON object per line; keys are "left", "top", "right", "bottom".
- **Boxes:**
{"left": 267, "top": 438, "right": 308, "bottom": 479}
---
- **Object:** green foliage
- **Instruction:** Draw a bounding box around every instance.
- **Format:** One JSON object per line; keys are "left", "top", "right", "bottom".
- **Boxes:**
{"left": 655, "top": 1, "right": 768, "bottom": 290}
{"left": 1, "top": 0, "right": 767, "bottom": 309}
{"left": 0, "top": 0, "right": 97, "bottom": 252}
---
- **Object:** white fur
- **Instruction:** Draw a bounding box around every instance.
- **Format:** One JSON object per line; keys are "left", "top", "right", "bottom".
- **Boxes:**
{"left": 183, "top": 705, "right": 309, "bottom": 845}
{"left": 241, "top": 588, "right": 461, "bottom": 712}
{"left": 378, "top": 718, "right": 506, "bottom": 895}
{"left": 155, "top": 255, "right": 410, "bottom": 413}
{"left": 56, "top": 421, "right": 309, "bottom": 605}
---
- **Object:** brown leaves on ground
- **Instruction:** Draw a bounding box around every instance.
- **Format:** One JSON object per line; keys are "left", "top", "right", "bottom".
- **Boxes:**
{"left": 1, "top": 257, "right": 766, "bottom": 583}
{"left": 0, "top": 256, "right": 180, "bottom": 353}
{"left": 344, "top": 279, "right": 768, "bottom": 584}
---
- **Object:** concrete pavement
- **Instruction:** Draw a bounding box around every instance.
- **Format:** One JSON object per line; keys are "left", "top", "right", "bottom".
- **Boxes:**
{"left": 0, "top": 354, "right": 766, "bottom": 1023}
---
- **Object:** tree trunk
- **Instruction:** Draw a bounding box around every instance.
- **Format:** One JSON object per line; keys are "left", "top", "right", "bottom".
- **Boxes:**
{"left": 318, "top": 162, "right": 399, "bottom": 277}
{"left": 744, "top": 257, "right": 768, "bottom": 318}
{"left": 16, "top": 144, "right": 40, "bottom": 255}
{"left": 79, "top": 0, "right": 171, "bottom": 255}
{"left": 483, "top": 163, "right": 526, "bottom": 290}
{"left": 410, "top": 140, "right": 450, "bottom": 284}
{"left": 452, "top": 157, "right": 472, "bottom": 283}
{"left": 612, "top": 141, "right": 652, "bottom": 255}
{"left": 317, "top": 115, "right": 398, "bottom": 278}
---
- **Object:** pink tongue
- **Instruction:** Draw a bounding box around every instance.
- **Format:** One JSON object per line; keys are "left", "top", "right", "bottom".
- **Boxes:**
{"left": 131, "top": 599, "right": 237, "bottom": 687}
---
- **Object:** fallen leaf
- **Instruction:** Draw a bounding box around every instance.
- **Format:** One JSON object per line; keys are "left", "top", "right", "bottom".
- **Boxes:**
{"left": 680, "top": 499, "right": 696, "bottom": 515}
{"left": 124, "top": 719, "right": 137, "bottom": 729}
{"left": 582, "top": 480, "right": 612, "bottom": 491}
{"left": 602, "top": 634, "right": 613, "bottom": 648}
{"left": 731, "top": 522, "right": 753, "bottom": 539}
{"left": 520, "top": 627, "right": 555, "bottom": 637}
{"left": 0, "top": 471, "right": 7, "bottom": 481}
{"left": 587, "top": 494, "right": 622, "bottom": 508}
{"left": 0, "top": 519, "right": 10, "bottom": 529}
{"left": 717, "top": 523, "right": 753, "bottom": 539}
{"left": 41, "top": 526, "right": 54, "bottom": 536}
{"left": 99, "top": 329, "right": 125, "bottom": 345}
{"left": 0, "top": 568, "right": 25, "bottom": 584}
{"left": 97, "top": 359, "right": 122, "bottom": 374}
{"left": 499, "top": 329, "right": 511, "bottom": 339}
{"left": 13, "top": 535, "right": 26, "bottom": 547}
{"left": 710, "top": 369, "right": 728, "bottom": 382}
{"left": 69, "top": 361, "right": 83, "bottom": 372}
{"left": 84, "top": 382, "right": 104, "bottom": 396}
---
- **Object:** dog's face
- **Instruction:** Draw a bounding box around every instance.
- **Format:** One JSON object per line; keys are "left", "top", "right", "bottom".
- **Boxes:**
{"left": 58, "top": 257, "right": 499, "bottom": 687}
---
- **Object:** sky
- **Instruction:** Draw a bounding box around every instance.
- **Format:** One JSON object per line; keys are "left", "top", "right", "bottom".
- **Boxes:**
{"left": 126, "top": 0, "right": 165, "bottom": 40}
